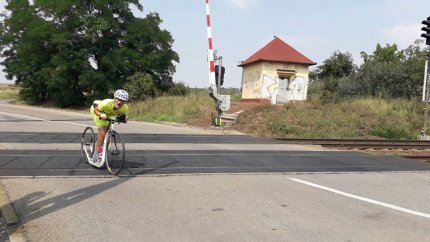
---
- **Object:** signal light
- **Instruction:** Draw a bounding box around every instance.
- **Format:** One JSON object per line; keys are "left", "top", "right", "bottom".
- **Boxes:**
{"left": 422, "top": 16, "right": 430, "bottom": 45}
{"left": 215, "top": 65, "right": 225, "bottom": 86}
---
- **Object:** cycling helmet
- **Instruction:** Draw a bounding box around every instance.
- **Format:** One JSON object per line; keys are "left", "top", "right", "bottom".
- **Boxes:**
{"left": 114, "top": 89, "right": 129, "bottom": 101}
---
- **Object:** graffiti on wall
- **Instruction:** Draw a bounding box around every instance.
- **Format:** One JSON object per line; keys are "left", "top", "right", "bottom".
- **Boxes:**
{"left": 260, "top": 75, "right": 307, "bottom": 104}
{"left": 262, "top": 74, "right": 278, "bottom": 104}
{"left": 287, "top": 77, "right": 306, "bottom": 101}
{"left": 242, "top": 69, "right": 262, "bottom": 97}
{"left": 241, "top": 62, "right": 309, "bottom": 102}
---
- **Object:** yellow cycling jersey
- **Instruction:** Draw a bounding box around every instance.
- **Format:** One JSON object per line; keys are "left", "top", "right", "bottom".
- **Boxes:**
{"left": 90, "top": 99, "right": 128, "bottom": 127}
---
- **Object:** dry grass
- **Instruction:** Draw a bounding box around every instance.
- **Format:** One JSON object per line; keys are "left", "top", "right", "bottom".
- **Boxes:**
{"left": 233, "top": 98, "right": 424, "bottom": 139}
{"left": 129, "top": 89, "right": 215, "bottom": 124}
{"left": 0, "top": 84, "right": 19, "bottom": 100}
{"left": 129, "top": 93, "right": 425, "bottom": 140}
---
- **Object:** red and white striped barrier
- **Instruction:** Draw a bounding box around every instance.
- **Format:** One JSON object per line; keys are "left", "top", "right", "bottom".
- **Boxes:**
{"left": 205, "top": 0, "right": 216, "bottom": 86}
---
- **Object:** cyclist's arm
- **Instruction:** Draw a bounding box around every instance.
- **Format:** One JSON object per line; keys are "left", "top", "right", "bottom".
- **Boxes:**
{"left": 94, "top": 106, "right": 107, "bottom": 120}
{"left": 120, "top": 113, "right": 129, "bottom": 123}
{"left": 121, "top": 105, "right": 129, "bottom": 123}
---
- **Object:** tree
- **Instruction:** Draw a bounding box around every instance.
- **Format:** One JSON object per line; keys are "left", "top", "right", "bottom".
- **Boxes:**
{"left": 308, "top": 41, "right": 429, "bottom": 100}
{"left": 402, "top": 40, "right": 430, "bottom": 99}
{"left": 357, "top": 42, "right": 427, "bottom": 99}
{"left": 315, "top": 51, "right": 356, "bottom": 79}
{"left": 124, "top": 72, "right": 159, "bottom": 101}
{"left": 360, "top": 43, "right": 404, "bottom": 64}
{"left": 356, "top": 61, "right": 406, "bottom": 98}
{"left": 0, "top": 0, "right": 179, "bottom": 107}
{"left": 308, "top": 51, "right": 356, "bottom": 101}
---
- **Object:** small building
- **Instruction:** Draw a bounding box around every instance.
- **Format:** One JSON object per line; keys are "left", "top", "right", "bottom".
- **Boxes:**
{"left": 238, "top": 36, "right": 316, "bottom": 104}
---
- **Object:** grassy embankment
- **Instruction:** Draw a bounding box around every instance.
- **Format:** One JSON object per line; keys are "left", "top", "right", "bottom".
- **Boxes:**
{"left": 1, "top": 85, "right": 426, "bottom": 140}
{"left": 129, "top": 88, "right": 426, "bottom": 140}
{"left": 234, "top": 98, "right": 425, "bottom": 139}
{"left": 129, "top": 88, "right": 218, "bottom": 124}
{"left": 0, "top": 84, "right": 19, "bottom": 99}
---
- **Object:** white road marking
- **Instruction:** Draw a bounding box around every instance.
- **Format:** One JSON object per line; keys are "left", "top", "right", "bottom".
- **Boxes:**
{"left": 51, "top": 120, "right": 96, "bottom": 129}
{"left": 288, "top": 177, "right": 430, "bottom": 219}
{"left": 0, "top": 112, "right": 44, "bottom": 121}
{"left": 0, "top": 111, "right": 96, "bottom": 128}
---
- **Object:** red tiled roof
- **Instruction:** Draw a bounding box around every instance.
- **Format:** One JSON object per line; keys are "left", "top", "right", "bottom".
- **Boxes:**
{"left": 239, "top": 36, "right": 316, "bottom": 67}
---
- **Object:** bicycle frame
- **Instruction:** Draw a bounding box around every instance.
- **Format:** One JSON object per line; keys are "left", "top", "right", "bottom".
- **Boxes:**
{"left": 88, "top": 120, "right": 117, "bottom": 168}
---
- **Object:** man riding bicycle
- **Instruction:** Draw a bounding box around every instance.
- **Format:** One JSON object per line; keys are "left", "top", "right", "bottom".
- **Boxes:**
{"left": 90, "top": 89, "right": 129, "bottom": 162}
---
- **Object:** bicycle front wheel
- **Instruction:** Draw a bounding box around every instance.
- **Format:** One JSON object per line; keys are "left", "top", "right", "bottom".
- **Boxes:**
{"left": 81, "top": 126, "right": 95, "bottom": 163}
{"left": 106, "top": 131, "right": 125, "bottom": 175}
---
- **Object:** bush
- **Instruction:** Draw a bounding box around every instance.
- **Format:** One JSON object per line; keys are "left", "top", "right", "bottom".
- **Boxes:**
{"left": 124, "top": 73, "right": 159, "bottom": 101}
{"left": 269, "top": 120, "right": 293, "bottom": 137}
{"left": 167, "top": 82, "right": 189, "bottom": 96}
{"left": 370, "top": 126, "right": 410, "bottom": 139}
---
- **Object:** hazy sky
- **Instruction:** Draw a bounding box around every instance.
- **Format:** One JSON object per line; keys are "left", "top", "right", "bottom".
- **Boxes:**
{"left": 1, "top": 0, "right": 430, "bottom": 88}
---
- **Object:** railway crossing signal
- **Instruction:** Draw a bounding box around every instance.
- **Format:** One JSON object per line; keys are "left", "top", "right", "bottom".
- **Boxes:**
{"left": 215, "top": 65, "right": 225, "bottom": 86}
{"left": 205, "top": 0, "right": 230, "bottom": 126}
{"left": 421, "top": 17, "right": 430, "bottom": 139}
{"left": 422, "top": 16, "right": 430, "bottom": 45}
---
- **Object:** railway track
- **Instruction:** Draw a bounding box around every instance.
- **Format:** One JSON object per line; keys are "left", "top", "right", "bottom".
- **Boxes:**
{"left": 276, "top": 138, "right": 430, "bottom": 149}
{"left": 276, "top": 138, "right": 430, "bottom": 161}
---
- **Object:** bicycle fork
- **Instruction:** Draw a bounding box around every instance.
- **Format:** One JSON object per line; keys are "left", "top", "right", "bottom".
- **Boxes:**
{"left": 89, "top": 132, "right": 110, "bottom": 167}
{"left": 100, "top": 132, "right": 111, "bottom": 165}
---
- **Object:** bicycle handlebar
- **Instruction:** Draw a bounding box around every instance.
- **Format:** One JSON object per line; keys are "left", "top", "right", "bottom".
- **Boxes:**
{"left": 107, "top": 118, "right": 127, "bottom": 123}
{"left": 99, "top": 116, "right": 127, "bottom": 123}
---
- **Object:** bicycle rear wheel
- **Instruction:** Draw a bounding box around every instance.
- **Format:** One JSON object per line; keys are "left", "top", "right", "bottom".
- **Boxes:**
{"left": 81, "top": 126, "right": 95, "bottom": 162}
{"left": 106, "top": 131, "right": 125, "bottom": 175}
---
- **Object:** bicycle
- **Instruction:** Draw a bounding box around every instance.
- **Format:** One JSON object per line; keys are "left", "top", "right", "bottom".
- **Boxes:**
{"left": 81, "top": 115, "right": 126, "bottom": 175}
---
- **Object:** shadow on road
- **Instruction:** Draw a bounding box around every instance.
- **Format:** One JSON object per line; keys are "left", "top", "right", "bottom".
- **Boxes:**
{"left": 10, "top": 177, "right": 130, "bottom": 228}
{"left": 122, "top": 160, "right": 181, "bottom": 176}
{"left": 8, "top": 159, "right": 183, "bottom": 235}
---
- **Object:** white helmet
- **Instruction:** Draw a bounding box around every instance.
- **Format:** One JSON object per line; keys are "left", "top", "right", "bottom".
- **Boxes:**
{"left": 114, "top": 89, "right": 129, "bottom": 101}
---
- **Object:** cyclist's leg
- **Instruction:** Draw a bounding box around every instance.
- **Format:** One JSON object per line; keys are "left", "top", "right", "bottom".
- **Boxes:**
{"left": 95, "top": 126, "right": 108, "bottom": 151}
{"left": 92, "top": 126, "right": 107, "bottom": 161}
{"left": 90, "top": 104, "right": 109, "bottom": 160}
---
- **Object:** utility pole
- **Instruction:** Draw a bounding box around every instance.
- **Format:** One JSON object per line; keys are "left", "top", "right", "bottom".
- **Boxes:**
{"left": 423, "top": 60, "right": 429, "bottom": 140}
{"left": 421, "top": 16, "right": 430, "bottom": 140}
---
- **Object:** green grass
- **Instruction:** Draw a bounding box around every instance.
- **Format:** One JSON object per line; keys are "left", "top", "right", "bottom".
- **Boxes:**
{"left": 129, "top": 89, "right": 215, "bottom": 123}
{"left": 130, "top": 92, "right": 427, "bottom": 140}
{"left": 0, "top": 84, "right": 19, "bottom": 100}
{"left": 234, "top": 98, "right": 426, "bottom": 140}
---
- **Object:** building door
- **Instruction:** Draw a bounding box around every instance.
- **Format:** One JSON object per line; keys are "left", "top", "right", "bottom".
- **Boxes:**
{"left": 276, "top": 69, "right": 296, "bottom": 104}
{"left": 276, "top": 77, "right": 289, "bottom": 103}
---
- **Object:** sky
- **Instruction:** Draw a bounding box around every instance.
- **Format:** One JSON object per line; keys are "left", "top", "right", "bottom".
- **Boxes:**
{"left": 1, "top": 0, "right": 430, "bottom": 88}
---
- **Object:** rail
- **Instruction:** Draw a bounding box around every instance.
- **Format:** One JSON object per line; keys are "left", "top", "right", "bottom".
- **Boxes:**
{"left": 276, "top": 138, "right": 430, "bottom": 162}
{"left": 276, "top": 138, "right": 430, "bottom": 149}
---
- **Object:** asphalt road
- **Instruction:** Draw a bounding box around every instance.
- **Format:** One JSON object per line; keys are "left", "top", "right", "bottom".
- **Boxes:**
{"left": 1, "top": 129, "right": 430, "bottom": 176}
{"left": 1, "top": 148, "right": 430, "bottom": 177}
{"left": 0, "top": 102, "right": 429, "bottom": 241}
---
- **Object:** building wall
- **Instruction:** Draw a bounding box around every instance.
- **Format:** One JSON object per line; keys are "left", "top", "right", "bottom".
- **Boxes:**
{"left": 241, "top": 61, "right": 310, "bottom": 103}
{"left": 241, "top": 62, "right": 264, "bottom": 99}
{"left": 263, "top": 62, "right": 309, "bottom": 80}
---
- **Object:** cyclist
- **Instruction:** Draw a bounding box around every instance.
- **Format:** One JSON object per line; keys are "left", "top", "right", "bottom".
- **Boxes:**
{"left": 90, "top": 89, "right": 129, "bottom": 162}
